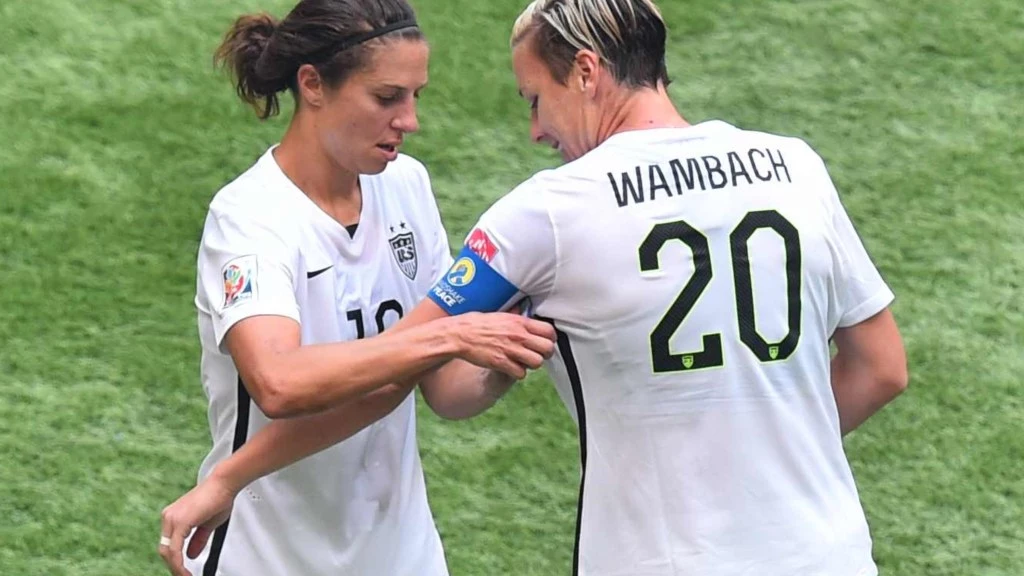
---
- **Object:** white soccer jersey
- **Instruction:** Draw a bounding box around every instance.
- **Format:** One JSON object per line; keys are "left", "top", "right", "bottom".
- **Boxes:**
{"left": 429, "top": 121, "right": 893, "bottom": 576}
{"left": 187, "top": 147, "right": 452, "bottom": 576}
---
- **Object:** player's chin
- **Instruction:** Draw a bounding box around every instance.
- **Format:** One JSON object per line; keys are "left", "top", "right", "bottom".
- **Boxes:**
{"left": 360, "top": 154, "right": 393, "bottom": 175}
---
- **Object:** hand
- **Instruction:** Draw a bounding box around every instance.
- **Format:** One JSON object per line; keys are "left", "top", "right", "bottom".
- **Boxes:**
{"left": 158, "top": 473, "right": 237, "bottom": 576}
{"left": 447, "top": 312, "right": 556, "bottom": 379}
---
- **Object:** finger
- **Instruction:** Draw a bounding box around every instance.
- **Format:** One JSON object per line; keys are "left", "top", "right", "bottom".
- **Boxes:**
{"left": 187, "top": 524, "right": 214, "bottom": 559}
{"left": 523, "top": 318, "right": 556, "bottom": 340}
{"left": 169, "top": 518, "right": 192, "bottom": 576}
{"left": 522, "top": 334, "right": 556, "bottom": 358}
{"left": 159, "top": 507, "right": 184, "bottom": 573}
{"left": 507, "top": 347, "right": 545, "bottom": 371}
{"left": 159, "top": 508, "right": 173, "bottom": 565}
{"left": 493, "top": 357, "right": 527, "bottom": 380}
{"left": 159, "top": 505, "right": 192, "bottom": 576}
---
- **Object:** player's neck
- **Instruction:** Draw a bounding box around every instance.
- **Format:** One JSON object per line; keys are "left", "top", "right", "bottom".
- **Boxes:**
{"left": 275, "top": 121, "right": 362, "bottom": 226}
{"left": 599, "top": 85, "right": 689, "bottom": 141}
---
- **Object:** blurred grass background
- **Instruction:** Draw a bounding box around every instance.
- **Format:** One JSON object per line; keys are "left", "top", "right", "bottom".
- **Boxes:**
{"left": 0, "top": 0, "right": 1021, "bottom": 574}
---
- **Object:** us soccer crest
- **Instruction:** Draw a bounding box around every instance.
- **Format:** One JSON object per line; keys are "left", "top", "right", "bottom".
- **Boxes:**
{"left": 388, "top": 227, "right": 418, "bottom": 280}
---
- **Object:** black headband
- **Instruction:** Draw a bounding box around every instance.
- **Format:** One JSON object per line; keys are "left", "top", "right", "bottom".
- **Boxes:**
{"left": 308, "top": 19, "right": 419, "bottom": 63}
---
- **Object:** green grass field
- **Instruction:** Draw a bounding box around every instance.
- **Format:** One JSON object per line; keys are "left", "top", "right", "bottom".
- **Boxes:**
{"left": 1, "top": 0, "right": 1022, "bottom": 574}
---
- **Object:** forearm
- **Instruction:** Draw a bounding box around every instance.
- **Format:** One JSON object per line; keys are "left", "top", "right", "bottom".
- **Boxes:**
{"left": 210, "top": 382, "right": 416, "bottom": 492}
{"left": 420, "top": 360, "right": 516, "bottom": 420}
{"left": 257, "top": 318, "right": 459, "bottom": 417}
{"left": 830, "top": 354, "right": 901, "bottom": 435}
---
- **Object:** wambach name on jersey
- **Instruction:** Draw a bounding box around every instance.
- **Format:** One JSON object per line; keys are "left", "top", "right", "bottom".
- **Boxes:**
{"left": 609, "top": 147, "right": 792, "bottom": 208}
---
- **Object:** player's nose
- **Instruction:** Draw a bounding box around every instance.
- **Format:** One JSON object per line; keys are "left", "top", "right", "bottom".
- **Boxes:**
{"left": 393, "top": 101, "right": 420, "bottom": 134}
{"left": 530, "top": 118, "right": 545, "bottom": 145}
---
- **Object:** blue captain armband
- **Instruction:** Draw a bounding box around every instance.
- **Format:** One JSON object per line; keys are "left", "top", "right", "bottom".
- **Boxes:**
{"left": 428, "top": 246, "right": 520, "bottom": 315}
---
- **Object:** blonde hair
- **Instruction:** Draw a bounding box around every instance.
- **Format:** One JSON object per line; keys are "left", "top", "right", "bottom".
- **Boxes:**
{"left": 510, "top": 0, "right": 669, "bottom": 88}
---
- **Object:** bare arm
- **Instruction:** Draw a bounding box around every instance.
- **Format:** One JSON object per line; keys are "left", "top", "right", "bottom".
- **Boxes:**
{"left": 215, "top": 381, "right": 417, "bottom": 491}
{"left": 405, "top": 298, "right": 537, "bottom": 420}
{"left": 192, "top": 303, "right": 551, "bottom": 497}
{"left": 830, "top": 308, "right": 909, "bottom": 435}
{"left": 420, "top": 361, "right": 516, "bottom": 420}
{"left": 157, "top": 303, "right": 552, "bottom": 569}
{"left": 158, "top": 380, "right": 418, "bottom": 575}
{"left": 227, "top": 308, "right": 553, "bottom": 418}
{"left": 159, "top": 367, "right": 515, "bottom": 574}
{"left": 212, "top": 301, "right": 549, "bottom": 487}
{"left": 227, "top": 316, "right": 451, "bottom": 418}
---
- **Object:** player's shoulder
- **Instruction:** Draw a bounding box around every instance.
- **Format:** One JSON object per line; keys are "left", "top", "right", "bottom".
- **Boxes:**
{"left": 506, "top": 153, "right": 596, "bottom": 202}
{"left": 731, "top": 125, "right": 822, "bottom": 157}
{"left": 207, "top": 147, "right": 301, "bottom": 229}
{"left": 482, "top": 152, "right": 620, "bottom": 224}
{"left": 706, "top": 123, "right": 837, "bottom": 200}
{"left": 715, "top": 124, "right": 833, "bottom": 179}
{"left": 469, "top": 169, "right": 555, "bottom": 233}
{"left": 726, "top": 125, "right": 843, "bottom": 209}
{"left": 493, "top": 167, "right": 560, "bottom": 211}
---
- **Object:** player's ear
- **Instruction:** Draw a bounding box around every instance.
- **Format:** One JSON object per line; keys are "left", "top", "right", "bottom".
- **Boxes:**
{"left": 296, "top": 63, "right": 325, "bottom": 108}
{"left": 573, "top": 49, "right": 601, "bottom": 95}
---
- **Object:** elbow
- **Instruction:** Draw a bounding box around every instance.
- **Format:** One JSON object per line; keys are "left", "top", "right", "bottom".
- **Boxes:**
{"left": 259, "top": 391, "right": 304, "bottom": 420}
{"left": 422, "top": 393, "right": 472, "bottom": 421}
{"left": 433, "top": 406, "right": 479, "bottom": 421}
{"left": 890, "top": 364, "right": 910, "bottom": 396}
{"left": 245, "top": 371, "right": 309, "bottom": 419}
{"left": 421, "top": 384, "right": 491, "bottom": 421}
{"left": 879, "top": 358, "right": 909, "bottom": 400}
{"left": 433, "top": 396, "right": 501, "bottom": 421}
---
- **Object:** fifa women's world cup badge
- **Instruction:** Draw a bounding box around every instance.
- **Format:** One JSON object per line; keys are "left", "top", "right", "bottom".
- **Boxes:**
{"left": 222, "top": 255, "right": 257, "bottom": 309}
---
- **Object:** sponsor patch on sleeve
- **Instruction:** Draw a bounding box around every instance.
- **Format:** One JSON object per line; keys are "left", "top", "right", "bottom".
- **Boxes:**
{"left": 427, "top": 245, "right": 518, "bottom": 315}
{"left": 466, "top": 228, "right": 498, "bottom": 263}
{"left": 222, "top": 255, "right": 257, "bottom": 309}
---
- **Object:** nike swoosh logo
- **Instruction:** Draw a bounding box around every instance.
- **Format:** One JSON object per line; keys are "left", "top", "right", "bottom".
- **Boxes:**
{"left": 307, "top": 266, "right": 332, "bottom": 279}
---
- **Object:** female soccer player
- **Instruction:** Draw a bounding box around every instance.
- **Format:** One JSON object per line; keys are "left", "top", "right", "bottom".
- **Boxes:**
{"left": 157, "top": 1, "right": 554, "bottom": 575}
{"left": 166, "top": 2, "right": 909, "bottom": 575}
{"left": 424, "top": 2, "right": 908, "bottom": 574}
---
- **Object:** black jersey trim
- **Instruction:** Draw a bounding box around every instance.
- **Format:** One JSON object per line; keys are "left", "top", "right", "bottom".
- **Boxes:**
{"left": 535, "top": 316, "right": 588, "bottom": 576}
{"left": 202, "top": 377, "right": 252, "bottom": 576}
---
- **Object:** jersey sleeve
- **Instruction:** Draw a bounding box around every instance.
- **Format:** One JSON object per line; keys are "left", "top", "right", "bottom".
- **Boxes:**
{"left": 816, "top": 162, "right": 895, "bottom": 329}
{"left": 427, "top": 181, "right": 557, "bottom": 315}
{"left": 197, "top": 208, "right": 301, "bottom": 347}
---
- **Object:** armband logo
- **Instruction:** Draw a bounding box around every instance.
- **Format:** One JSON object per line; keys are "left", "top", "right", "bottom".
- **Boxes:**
{"left": 467, "top": 228, "right": 498, "bottom": 263}
{"left": 446, "top": 257, "right": 477, "bottom": 287}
